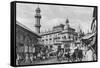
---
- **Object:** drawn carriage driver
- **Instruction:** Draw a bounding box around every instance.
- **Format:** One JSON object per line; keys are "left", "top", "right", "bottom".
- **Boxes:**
{"left": 90, "top": 7, "right": 97, "bottom": 61}
{"left": 90, "top": 17, "right": 97, "bottom": 61}
{"left": 81, "top": 16, "right": 97, "bottom": 61}
{"left": 81, "top": 7, "right": 97, "bottom": 61}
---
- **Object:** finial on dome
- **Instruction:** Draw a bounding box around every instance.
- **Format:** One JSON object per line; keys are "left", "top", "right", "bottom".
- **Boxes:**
{"left": 65, "top": 18, "right": 70, "bottom": 29}
{"left": 35, "top": 4, "right": 41, "bottom": 13}
{"left": 66, "top": 18, "right": 69, "bottom": 24}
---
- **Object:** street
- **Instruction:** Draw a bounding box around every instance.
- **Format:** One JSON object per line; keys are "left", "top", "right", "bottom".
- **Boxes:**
{"left": 20, "top": 56, "right": 69, "bottom": 65}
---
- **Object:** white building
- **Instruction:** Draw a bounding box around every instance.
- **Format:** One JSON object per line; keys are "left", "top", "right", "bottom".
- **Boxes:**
{"left": 40, "top": 19, "right": 78, "bottom": 52}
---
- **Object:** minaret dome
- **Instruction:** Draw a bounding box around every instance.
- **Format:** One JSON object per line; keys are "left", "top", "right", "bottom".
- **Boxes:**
{"left": 34, "top": 5, "right": 42, "bottom": 33}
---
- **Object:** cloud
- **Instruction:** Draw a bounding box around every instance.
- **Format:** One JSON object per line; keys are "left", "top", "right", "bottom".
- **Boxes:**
{"left": 40, "top": 18, "right": 66, "bottom": 32}
{"left": 16, "top": 3, "right": 94, "bottom": 33}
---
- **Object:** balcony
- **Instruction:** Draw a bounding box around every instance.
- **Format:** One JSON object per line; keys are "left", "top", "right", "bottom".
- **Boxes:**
{"left": 56, "top": 38, "right": 74, "bottom": 42}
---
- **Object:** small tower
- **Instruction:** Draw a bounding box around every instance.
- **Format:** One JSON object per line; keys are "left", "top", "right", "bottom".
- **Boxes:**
{"left": 35, "top": 5, "right": 41, "bottom": 34}
{"left": 66, "top": 18, "right": 69, "bottom": 24}
{"left": 65, "top": 18, "right": 70, "bottom": 29}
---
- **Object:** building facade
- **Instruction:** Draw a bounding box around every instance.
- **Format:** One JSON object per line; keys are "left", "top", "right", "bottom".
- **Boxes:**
{"left": 40, "top": 19, "right": 78, "bottom": 52}
{"left": 16, "top": 21, "right": 41, "bottom": 65}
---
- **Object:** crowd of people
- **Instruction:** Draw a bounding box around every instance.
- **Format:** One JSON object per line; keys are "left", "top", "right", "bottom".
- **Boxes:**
{"left": 56, "top": 42, "right": 96, "bottom": 62}
{"left": 16, "top": 36, "right": 97, "bottom": 65}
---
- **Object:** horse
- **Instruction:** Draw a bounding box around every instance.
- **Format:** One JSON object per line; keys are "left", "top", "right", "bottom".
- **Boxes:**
{"left": 64, "top": 52, "right": 71, "bottom": 62}
{"left": 71, "top": 48, "right": 83, "bottom": 62}
{"left": 57, "top": 49, "right": 64, "bottom": 61}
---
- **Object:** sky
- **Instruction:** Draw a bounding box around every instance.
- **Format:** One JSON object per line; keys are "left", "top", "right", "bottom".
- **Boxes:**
{"left": 16, "top": 3, "right": 94, "bottom": 33}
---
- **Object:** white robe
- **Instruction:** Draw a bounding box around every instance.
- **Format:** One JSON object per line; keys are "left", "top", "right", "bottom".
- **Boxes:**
{"left": 85, "top": 49, "right": 93, "bottom": 61}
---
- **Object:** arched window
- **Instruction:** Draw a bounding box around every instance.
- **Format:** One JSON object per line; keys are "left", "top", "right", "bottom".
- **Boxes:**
{"left": 64, "top": 36, "right": 66, "bottom": 39}
{"left": 68, "top": 35, "right": 70, "bottom": 39}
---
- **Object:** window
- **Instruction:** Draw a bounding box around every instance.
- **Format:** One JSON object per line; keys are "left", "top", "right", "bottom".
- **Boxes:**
{"left": 46, "top": 39, "right": 48, "bottom": 41}
{"left": 42, "top": 40, "right": 44, "bottom": 41}
{"left": 76, "top": 37, "right": 77, "bottom": 40}
{"left": 58, "top": 37, "right": 60, "bottom": 39}
{"left": 68, "top": 35, "right": 70, "bottom": 39}
{"left": 49, "top": 38, "right": 52, "bottom": 40}
{"left": 50, "top": 45, "right": 53, "bottom": 48}
{"left": 64, "top": 36, "right": 66, "bottom": 39}
{"left": 62, "top": 36, "right": 66, "bottom": 39}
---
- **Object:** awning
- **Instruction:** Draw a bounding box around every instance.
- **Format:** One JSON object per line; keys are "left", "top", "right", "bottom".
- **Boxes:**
{"left": 81, "top": 32, "right": 96, "bottom": 40}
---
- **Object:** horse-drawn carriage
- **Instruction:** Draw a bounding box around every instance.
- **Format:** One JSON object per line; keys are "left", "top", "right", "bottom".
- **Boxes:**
{"left": 56, "top": 47, "right": 83, "bottom": 62}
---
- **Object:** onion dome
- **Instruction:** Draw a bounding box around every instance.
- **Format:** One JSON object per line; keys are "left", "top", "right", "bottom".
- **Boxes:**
{"left": 35, "top": 7, "right": 41, "bottom": 13}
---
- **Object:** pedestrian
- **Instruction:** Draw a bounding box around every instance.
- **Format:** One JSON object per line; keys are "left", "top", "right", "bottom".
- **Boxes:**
{"left": 30, "top": 54, "right": 33, "bottom": 63}
{"left": 85, "top": 46, "right": 94, "bottom": 61}
{"left": 16, "top": 54, "right": 20, "bottom": 65}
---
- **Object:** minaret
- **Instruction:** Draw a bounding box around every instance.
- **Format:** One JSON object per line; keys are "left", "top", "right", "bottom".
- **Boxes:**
{"left": 35, "top": 5, "right": 41, "bottom": 34}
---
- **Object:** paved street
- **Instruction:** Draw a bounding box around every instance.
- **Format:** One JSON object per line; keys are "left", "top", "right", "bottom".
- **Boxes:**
{"left": 20, "top": 56, "right": 69, "bottom": 65}
{"left": 35, "top": 57, "right": 59, "bottom": 64}
{"left": 31, "top": 56, "right": 70, "bottom": 64}
{"left": 31, "top": 57, "right": 59, "bottom": 64}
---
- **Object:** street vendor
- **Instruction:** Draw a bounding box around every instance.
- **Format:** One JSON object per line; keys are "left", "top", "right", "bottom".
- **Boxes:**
{"left": 81, "top": 34, "right": 96, "bottom": 61}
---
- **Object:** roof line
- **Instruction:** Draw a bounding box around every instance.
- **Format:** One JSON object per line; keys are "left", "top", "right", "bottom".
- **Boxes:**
{"left": 16, "top": 21, "right": 41, "bottom": 37}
